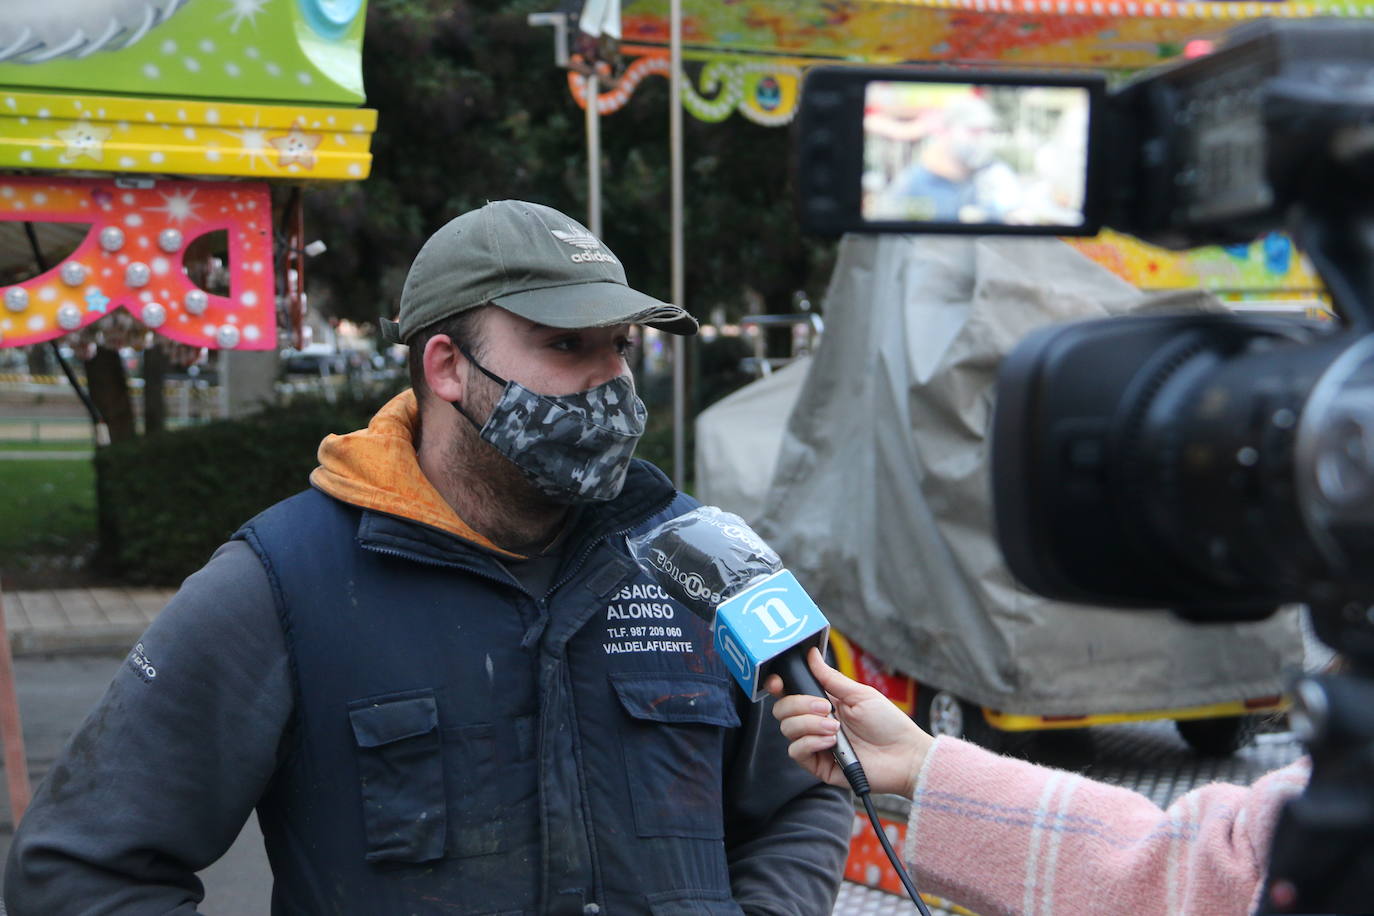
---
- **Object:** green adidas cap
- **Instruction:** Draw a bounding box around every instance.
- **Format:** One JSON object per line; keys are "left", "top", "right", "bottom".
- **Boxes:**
{"left": 382, "top": 200, "right": 697, "bottom": 344}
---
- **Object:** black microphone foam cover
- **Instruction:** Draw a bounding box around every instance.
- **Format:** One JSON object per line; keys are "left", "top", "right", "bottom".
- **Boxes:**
{"left": 627, "top": 507, "right": 783, "bottom": 623}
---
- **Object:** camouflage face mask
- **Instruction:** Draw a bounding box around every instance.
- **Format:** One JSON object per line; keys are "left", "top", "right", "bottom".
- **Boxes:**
{"left": 454, "top": 350, "right": 647, "bottom": 503}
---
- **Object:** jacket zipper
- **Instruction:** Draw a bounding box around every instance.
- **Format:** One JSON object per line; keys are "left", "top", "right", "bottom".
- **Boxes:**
{"left": 360, "top": 543, "right": 529, "bottom": 595}
{"left": 533, "top": 489, "right": 676, "bottom": 911}
{"left": 541, "top": 491, "right": 677, "bottom": 600}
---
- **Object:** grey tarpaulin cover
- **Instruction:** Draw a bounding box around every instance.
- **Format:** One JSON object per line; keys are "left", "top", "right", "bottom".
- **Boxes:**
{"left": 695, "top": 356, "right": 812, "bottom": 524}
{"left": 755, "top": 235, "right": 1303, "bottom": 716}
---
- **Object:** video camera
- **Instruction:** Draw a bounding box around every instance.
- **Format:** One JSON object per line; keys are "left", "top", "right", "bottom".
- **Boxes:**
{"left": 796, "top": 18, "right": 1374, "bottom": 913}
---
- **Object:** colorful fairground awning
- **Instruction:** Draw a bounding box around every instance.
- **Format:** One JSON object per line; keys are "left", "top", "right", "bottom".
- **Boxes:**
{"left": 0, "top": 0, "right": 377, "bottom": 352}
{"left": 562, "top": 0, "right": 1366, "bottom": 298}
{"left": 0, "top": 0, "right": 374, "bottom": 181}
{"left": 575, "top": 0, "right": 1369, "bottom": 122}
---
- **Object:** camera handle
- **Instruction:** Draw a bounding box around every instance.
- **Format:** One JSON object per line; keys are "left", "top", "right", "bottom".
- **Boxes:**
{"left": 1290, "top": 206, "right": 1374, "bottom": 333}
{"left": 1255, "top": 100, "right": 1374, "bottom": 910}
{"left": 1282, "top": 93, "right": 1374, "bottom": 332}
{"left": 1258, "top": 660, "right": 1374, "bottom": 913}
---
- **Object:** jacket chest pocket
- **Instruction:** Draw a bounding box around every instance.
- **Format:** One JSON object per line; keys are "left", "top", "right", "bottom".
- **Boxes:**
{"left": 349, "top": 690, "right": 534, "bottom": 864}
{"left": 610, "top": 672, "right": 741, "bottom": 839}
{"left": 348, "top": 692, "right": 447, "bottom": 864}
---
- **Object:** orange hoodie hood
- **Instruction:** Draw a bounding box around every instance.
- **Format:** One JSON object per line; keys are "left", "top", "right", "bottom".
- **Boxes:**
{"left": 310, "top": 390, "right": 519, "bottom": 557}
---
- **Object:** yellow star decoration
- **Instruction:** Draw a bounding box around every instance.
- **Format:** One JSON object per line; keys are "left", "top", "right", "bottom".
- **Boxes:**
{"left": 268, "top": 125, "right": 323, "bottom": 170}
{"left": 56, "top": 120, "right": 113, "bottom": 164}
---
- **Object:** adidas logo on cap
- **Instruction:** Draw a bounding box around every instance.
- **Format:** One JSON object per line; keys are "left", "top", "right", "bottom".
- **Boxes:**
{"left": 552, "top": 227, "right": 618, "bottom": 264}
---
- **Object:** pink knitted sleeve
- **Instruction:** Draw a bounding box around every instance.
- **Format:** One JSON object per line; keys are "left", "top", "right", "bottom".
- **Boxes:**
{"left": 901, "top": 736, "right": 1309, "bottom": 916}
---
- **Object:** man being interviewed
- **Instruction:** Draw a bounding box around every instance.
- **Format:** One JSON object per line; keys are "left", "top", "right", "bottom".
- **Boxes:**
{"left": 5, "top": 201, "right": 852, "bottom": 915}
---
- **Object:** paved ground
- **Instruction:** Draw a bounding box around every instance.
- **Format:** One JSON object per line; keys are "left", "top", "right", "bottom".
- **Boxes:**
{"left": 2, "top": 587, "right": 170, "bottom": 656}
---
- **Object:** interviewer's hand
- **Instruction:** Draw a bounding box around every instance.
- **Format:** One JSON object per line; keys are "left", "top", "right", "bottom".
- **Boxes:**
{"left": 766, "top": 648, "right": 933, "bottom": 798}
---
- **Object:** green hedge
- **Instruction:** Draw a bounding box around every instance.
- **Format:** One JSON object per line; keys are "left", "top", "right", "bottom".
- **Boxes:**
{"left": 95, "top": 394, "right": 387, "bottom": 586}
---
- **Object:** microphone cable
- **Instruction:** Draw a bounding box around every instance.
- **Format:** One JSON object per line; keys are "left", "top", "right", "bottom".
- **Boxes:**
{"left": 773, "top": 649, "right": 932, "bottom": 913}
{"left": 839, "top": 756, "right": 934, "bottom": 916}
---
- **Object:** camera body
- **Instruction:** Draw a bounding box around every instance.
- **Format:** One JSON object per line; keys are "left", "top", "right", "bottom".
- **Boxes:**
{"left": 795, "top": 19, "right": 1374, "bottom": 913}
{"left": 1104, "top": 20, "right": 1374, "bottom": 251}
{"left": 797, "top": 18, "right": 1374, "bottom": 621}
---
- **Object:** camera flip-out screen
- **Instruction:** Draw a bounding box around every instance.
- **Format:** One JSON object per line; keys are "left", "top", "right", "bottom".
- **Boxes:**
{"left": 798, "top": 68, "right": 1106, "bottom": 237}
{"left": 862, "top": 81, "right": 1092, "bottom": 227}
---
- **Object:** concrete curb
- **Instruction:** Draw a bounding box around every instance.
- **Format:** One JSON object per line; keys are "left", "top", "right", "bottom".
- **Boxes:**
{"left": 0, "top": 451, "right": 93, "bottom": 461}
{"left": 2, "top": 588, "right": 172, "bottom": 658}
{"left": 9, "top": 624, "right": 145, "bottom": 657}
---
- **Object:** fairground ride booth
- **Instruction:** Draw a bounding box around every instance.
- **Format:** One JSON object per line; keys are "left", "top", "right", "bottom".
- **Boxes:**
{"left": 0, "top": 0, "right": 374, "bottom": 837}
{"left": 0, "top": 0, "right": 376, "bottom": 439}
{"left": 546, "top": 0, "right": 1364, "bottom": 906}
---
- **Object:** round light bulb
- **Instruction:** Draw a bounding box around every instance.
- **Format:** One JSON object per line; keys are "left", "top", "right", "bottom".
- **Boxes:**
{"left": 60, "top": 262, "right": 88, "bottom": 286}
{"left": 216, "top": 325, "right": 241, "bottom": 349}
{"left": 56, "top": 304, "right": 83, "bottom": 330}
{"left": 126, "top": 262, "right": 151, "bottom": 288}
{"left": 158, "top": 228, "right": 184, "bottom": 253}
{"left": 99, "top": 227, "right": 126, "bottom": 252}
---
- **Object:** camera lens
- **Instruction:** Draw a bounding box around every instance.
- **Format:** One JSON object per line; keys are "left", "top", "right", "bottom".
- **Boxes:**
{"left": 1297, "top": 334, "right": 1374, "bottom": 582}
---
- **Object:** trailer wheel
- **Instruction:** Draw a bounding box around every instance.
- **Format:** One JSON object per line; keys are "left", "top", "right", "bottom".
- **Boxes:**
{"left": 1175, "top": 715, "right": 1261, "bottom": 756}
{"left": 916, "top": 686, "right": 1003, "bottom": 752}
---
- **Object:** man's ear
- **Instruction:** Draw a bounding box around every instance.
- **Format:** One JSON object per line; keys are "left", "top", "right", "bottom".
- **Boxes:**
{"left": 422, "top": 335, "right": 469, "bottom": 405}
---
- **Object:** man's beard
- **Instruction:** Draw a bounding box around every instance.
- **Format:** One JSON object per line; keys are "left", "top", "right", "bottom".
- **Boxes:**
{"left": 446, "top": 373, "right": 565, "bottom": 522}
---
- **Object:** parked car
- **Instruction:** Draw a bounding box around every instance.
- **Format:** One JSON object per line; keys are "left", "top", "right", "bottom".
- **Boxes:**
{"left": 281, "top": 345, "right": 349, "bottom": 377}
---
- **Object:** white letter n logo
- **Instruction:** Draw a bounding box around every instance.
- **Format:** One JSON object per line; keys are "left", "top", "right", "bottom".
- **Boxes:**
{"left": 745, "top": 589, "right": 806, "bottom": 643}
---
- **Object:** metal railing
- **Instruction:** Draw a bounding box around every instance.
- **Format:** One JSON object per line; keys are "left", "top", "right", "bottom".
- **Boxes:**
{"left": 0, "top": 375, "right": 227, "bottom": 442}
{"left": 738, "top": 313, "right": 825, "bottom": 377}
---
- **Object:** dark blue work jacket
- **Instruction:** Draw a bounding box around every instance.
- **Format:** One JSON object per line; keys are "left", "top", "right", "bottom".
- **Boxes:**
{"left": 236, "top": 460, "right": 803, "bottom": 915}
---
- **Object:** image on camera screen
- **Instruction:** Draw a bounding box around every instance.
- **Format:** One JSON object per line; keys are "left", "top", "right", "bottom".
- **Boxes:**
{"left": 861, "top": 81, "right": 1090, "bottom": 227}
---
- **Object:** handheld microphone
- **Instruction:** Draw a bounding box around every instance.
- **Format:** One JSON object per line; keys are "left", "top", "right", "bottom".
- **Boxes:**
{"left": 627, "top": 507, "right": 862, "bottom": 781}
{"left": 629, "top": 507, "right": 936, "bottom": 915}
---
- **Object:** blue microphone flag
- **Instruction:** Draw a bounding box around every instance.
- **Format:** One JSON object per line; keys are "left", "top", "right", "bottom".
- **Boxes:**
{"left": 715, "top": 569, "right": 830, "bottom": 701}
